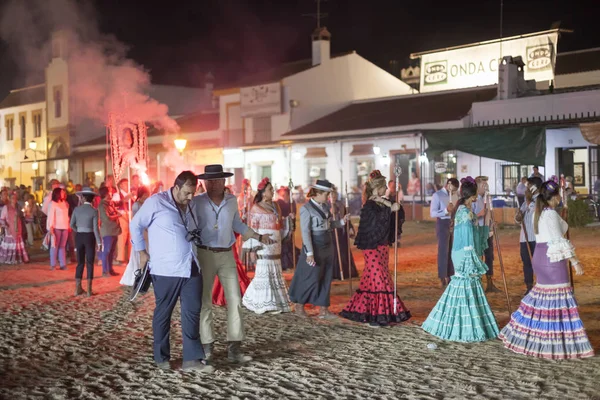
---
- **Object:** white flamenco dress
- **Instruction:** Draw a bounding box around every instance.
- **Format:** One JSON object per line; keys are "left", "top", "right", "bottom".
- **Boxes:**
{"left": 242, "top": 203, "right": 292, "bottom": 314}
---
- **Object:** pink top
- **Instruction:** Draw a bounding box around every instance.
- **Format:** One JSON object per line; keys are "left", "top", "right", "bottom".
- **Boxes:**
{"left": 47, "top": 201, "right": 70, "bottom": 230}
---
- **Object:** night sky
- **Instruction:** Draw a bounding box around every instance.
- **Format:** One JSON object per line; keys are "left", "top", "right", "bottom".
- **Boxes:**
{"left": 1, "top": 0, "right": 599, "bottom": 98}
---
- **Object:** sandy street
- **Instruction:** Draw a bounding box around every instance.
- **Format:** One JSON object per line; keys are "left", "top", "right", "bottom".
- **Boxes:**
{"left": 0, "top": 222, "right": 598, "bottom": 400}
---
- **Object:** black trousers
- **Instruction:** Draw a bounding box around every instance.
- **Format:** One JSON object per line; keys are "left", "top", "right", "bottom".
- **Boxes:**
{"left": 151, "top": 262, "right": 205, "bottom": 363}
{"left": 435, "top": 219, "right": 454, "bottom": 279}
{"left": 485, "top": 236, "right": 494, "bottom": 276}
{"left": 520, "top": 241, "right": 536, "bottom": 287}
{"left": 75, "top": 232, "right": 96, "bottom": 280}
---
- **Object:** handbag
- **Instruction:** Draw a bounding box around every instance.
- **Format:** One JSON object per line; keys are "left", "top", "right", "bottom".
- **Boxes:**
{"left": 129, "top": 262, "right": 151, "bottom": 301}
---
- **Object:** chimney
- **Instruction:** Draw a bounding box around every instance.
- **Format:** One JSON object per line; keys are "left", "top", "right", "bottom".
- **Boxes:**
{"left": 311, "top": 27, "right": 331, "bottom": 66}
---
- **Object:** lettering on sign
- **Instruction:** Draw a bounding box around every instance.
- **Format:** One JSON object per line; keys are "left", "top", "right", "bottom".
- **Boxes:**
{"left": 417, "top": 32, "right": 558, "bottom": 93}
{"left": 434, "top": 162, "right": 447, "bottom": 173}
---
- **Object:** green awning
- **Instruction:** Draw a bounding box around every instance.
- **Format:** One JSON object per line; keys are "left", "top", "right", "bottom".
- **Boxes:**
{"left": 423, "top": 126, "right": 546, "bottom": 166}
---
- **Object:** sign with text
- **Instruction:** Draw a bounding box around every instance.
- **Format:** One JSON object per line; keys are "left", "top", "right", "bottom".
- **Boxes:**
{"left": 419, "top": 32, "right": 558, "bottom": 93}
{"left": 240, "top": 82, "right": 282, "bottom": 118}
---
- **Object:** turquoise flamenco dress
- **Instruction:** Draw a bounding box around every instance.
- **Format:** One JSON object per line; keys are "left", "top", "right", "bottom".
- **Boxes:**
{"left": 422, "top": 205, "right": 499, "bottom": 342}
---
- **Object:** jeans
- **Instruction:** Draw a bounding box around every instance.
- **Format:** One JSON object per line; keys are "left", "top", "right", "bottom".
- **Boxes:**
{"left": 100, "top": 236, "right": 118, "bottom": 274}
{"left": 151, "top": 262, "right": 204, "bottom": 363}
{"left": 75, "top": 232, "right": 97, "bottom": 280}
{"left": 50, "top": 229, "right": 69, "bottom": 268}
{"left": 520, "top": 241, "right": 536, "bottom": 287}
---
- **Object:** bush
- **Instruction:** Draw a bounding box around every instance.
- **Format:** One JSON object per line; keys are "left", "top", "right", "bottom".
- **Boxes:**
{"left": 566, "top": 199, "right": 593, "bottom": 227}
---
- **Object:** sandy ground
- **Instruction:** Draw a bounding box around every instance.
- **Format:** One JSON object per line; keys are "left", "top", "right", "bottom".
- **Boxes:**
{"left": 0, "top": 222, "right": 599, "bottom": 400}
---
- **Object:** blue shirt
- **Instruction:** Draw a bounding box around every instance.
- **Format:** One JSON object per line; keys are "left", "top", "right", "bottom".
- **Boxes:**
{"left": 473, "top": 195, "right": 486, "bottom": 227}
{"left": 130, "top": 190, "right": 200, "bottom": 278}
{"left": 192, "top": 193, "right": 249, "bottom": 248}
{"left": 430, "top": 188, "right": 451, "bottom": 219}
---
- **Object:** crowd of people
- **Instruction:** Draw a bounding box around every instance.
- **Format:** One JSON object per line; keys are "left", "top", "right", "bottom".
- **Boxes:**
{"left": 0, "top": 162, "right": 594, "bottom": 373}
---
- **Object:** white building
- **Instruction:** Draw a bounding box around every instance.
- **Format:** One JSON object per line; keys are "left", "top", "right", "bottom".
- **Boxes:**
{"left": 0, "top": 31, "right": 215, "bottom": 189}
{"left": 214, "top": 27, "right": 415, "bottom": 190}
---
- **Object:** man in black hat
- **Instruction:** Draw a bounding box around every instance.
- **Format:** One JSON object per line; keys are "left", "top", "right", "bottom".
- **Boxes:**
{"left": 193, "top": 165, "right": 273, "bottom": 364}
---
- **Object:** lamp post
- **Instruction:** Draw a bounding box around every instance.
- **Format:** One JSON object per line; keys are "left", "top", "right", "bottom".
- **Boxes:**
{"left": 174, "top": 137, "right": 187, "bottom": 154}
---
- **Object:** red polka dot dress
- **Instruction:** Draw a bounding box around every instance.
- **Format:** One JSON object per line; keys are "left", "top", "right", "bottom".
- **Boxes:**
{"left": 340, "top": 200, "right": 411, "bottom": 325}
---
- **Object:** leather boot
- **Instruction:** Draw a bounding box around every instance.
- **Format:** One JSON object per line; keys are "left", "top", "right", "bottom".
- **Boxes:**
{"left": 227, "top": 341, "right": 252, "bottom": 363}
{"left": 202, "top": 342, "right": 214, "bottom": 361}
{"left": 87, "top": 280, "right": 94, "bottom": 297}
{"left": 75, "top": 279, "right": 84, "bottom": 296}
{"left": 485, "top": 276, "right": 501, "bottom": 293}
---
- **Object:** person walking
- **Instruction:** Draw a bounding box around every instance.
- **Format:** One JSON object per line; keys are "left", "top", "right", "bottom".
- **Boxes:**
{"left": 514, "top": 177, "right": 542, "bottom": 295}
{"left": 113, "top": 178, "right": 133, "bottom": 266}
{"left": 193, "top": 165, "right": 273, "bottom": 364}
{"left": 131, "top": 171, "right": 213, "bottom": 372}
{"left": 70, "top": 188, "right": 102, "bottom": 296}
{"left": 242, "top": 177, "right": 293, "bottom": 314}
{"left": 0, "top": 191, "right": 30, "bottom": 264}
{"left": 288, "top": 179, "right": 349, "bottom": 319}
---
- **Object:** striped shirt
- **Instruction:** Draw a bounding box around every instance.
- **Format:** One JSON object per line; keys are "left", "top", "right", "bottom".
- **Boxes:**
{"left": 519, "top": 194, "right": 538, "bottom": 243}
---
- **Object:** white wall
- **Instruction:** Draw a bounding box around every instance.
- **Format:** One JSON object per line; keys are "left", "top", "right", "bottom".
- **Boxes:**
{"left": 0, "top": 102, "right": 48, "bottom": 184}
{"left": 45, "top": 57, "right": 70, "bottom": 130}
{"left": 545, "top": 127, "right": 595, "bottom": 179}
{"left": 281, "top": 53, "right": 415, "bottom": 140}
{"left": 472, "top": 89, "right": 600, "bottom": 126}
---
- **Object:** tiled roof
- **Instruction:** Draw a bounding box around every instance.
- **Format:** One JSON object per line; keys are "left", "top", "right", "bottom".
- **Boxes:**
{"left": 285, "top": 87, "right": 498, "bottom": 137}
{"left": 555, "top": 48, "right": 600, "bottom": 75}
{"left": 0, "top": 85, "right": 45, "bottom": 109}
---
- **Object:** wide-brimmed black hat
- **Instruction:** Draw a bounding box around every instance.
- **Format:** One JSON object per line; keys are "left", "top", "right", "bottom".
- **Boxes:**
{"left": 76, "top": 187, "right": 99, "bottom": 196}
{"left": 311, "top": 179, "right": 334, "bottom": 192}
{"left": 197, "top": 164, "right": 234, "bottom": 180}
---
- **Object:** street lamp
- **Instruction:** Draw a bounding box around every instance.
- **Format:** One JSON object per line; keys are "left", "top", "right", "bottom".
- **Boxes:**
{"left": 29, "top": 140, "right": 37, "bottom": 150}
{"left": 373, "top": 145, "right": 381, "bottom": 155}
{"left": 32, "top": 162, "right": 39, "bottom": 171}
{"left": 174, "top": 137, "right": 187, "bottom": 154}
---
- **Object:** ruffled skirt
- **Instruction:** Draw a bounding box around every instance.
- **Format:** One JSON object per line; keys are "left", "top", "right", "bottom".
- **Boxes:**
{"left": 422, "top": 274, "right": 499, "bottom": 342}
{"left": 340, "top": 245, "right": 410, "bottom": 325}
{"left": 499, "top": 284, "right": 595, "bottom": 359}
{"left": 242, "top": 257, "right": 291, "bottom": 314}
{"left": 0, "top": 235, "right": 29, "bottom": 264}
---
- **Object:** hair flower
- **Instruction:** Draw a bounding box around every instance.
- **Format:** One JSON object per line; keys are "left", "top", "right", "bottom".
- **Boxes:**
{"left": 257, "top": 177, "right": 270, "bottom": 191}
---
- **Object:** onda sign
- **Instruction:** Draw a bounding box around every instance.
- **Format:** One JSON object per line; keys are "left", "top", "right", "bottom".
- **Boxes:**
{"left": 417, "top": 32, "right": 558, "bottom": 93}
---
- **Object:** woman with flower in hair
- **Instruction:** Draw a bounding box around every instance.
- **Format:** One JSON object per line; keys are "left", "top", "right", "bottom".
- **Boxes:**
{"left": 422, "top": 176, "right": 499, "bottom": 342}
{"left": 242, "top": 178, "right": 292, "bottom": 314}
{"left": 499, "top": 180, "right": 594, "bottom": 359}
{"left": 340, "top": 170, "right": 411, "bottom": 327}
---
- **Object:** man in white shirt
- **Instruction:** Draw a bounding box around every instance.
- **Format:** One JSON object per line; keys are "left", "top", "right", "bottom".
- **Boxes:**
{"left": 130, "top": 171, "right": 213, "bottom": 373}
{"left": 430, "top": 178, "right": 459, "bottom": 287}
{"left": 515, "top": 177, "right": 542, "bottom": 295}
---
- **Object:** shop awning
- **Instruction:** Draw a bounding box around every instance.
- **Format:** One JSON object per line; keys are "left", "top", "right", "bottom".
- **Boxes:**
{"left": 423, "top": 126, "right": 546, "bottom": 166}
{"left": 305, "top": 147, "right": 328, "bottom": 158}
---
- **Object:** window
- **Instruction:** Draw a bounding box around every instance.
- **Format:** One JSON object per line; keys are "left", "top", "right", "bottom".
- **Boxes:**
{"left": 5, "top": 115, "right": 14, "bottom": 141}
{"left": 260, "top": 165, "right": 272, "bottom": 181}
{"left": 53, "top": 86, "right": 63, "bottom": 118}
{"left": 20, "top": 115, "right": 26, "bottom": 150}
{"left": 33, "top": 111, "right": 42, "bottom": 138}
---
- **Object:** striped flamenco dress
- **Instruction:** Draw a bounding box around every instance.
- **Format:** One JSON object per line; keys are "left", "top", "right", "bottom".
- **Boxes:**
{"left": 499, "top": 209, "right": 594, "bottom": 359}
{"left": 422, "top": 205, "right": 499, "bottom": 342}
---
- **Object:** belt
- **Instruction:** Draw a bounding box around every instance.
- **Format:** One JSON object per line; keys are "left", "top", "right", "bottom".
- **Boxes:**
{"left": 198, "top": 245, "right": 233, "bottom": 253}
{"left": 257, "top": 254, "right": 281, "bottom": 260}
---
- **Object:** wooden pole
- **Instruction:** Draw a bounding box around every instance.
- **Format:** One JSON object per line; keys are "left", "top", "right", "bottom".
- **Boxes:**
{"left": 345, "top": 182, "right": 352, "bottom": 295}
{"left": 560, "top": 175, "right": 575, "bottom": 291}
{"left": 289, "top": 178, "right": 296, "bottom": 270}
{"left": 393, "top": 165, "right": 402, "bottom": 314}
{"left": 487, "top": 191, "right": 512, "bottom": 313}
